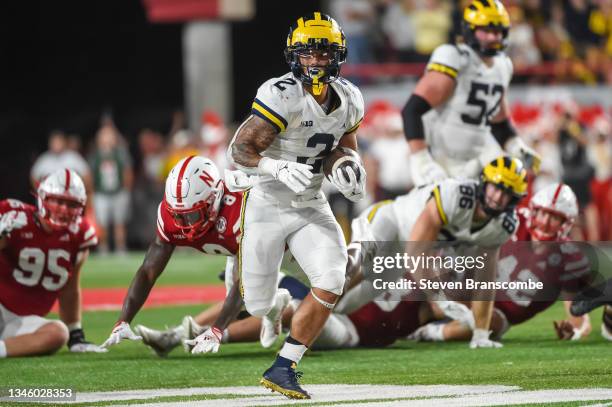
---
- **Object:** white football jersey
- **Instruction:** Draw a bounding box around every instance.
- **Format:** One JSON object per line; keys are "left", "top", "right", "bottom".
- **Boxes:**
{"left": 247, "top": 72, "right": 364, "bottom": 204}
{"left": 423, "top": 43, "right": 513, "bottom": 173}
{"left": 391, "top": 178, "right": 517, "bottom": 248}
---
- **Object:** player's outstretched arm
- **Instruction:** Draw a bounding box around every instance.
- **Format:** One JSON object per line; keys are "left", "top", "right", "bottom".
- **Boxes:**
{"left": 230, "top": 115, "right": 313, "bottom": 193}
{"left": 102, "top": 237, "right": 174, "bottom": 348}
{"left": 58, "top": 249, "right": 107, "bottom": 353}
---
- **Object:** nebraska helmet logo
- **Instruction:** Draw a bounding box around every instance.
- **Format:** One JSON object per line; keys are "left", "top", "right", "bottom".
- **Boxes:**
{"left": 199, "top": 171, "right": 214, "bottom": 187}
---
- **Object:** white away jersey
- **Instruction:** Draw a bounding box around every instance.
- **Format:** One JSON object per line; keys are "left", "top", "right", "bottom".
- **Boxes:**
{"left": 250, "top": 72, "right": 364, "bottom": 204}
{"left": 392, "top": 178, "right": 517, "bottom": 248}
{"left": 423, "top": 43, "right": 513, "bottom": 164}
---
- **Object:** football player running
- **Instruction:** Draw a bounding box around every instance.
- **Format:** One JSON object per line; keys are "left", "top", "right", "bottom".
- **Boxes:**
{"left": 228, "top": 12, "right": 366, "bottom": 399}
{"left": 340, "top": 156, "right": 528, "bottom": 349}
{"left": 0, "top": 169, "right": 102, "bottom": 357}
{"left": 413, "top": 183, "right": 594, "bottom": 343}
{"left": 402, "top": 0, "right": 540, "bottom": 186}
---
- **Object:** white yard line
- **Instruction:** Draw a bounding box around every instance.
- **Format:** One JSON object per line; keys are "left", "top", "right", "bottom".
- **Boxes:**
{"left": 32, "top": 384, "right": 612, "bottom": 406}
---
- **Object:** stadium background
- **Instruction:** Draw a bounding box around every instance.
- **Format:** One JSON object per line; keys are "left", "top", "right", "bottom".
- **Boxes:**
{"left": 1, "top": 0, "right": 612, "bottom": 405}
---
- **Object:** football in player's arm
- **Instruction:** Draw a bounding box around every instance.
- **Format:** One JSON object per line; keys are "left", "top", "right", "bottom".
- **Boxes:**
{"left": 402, "top": 0, "right": 540, "bottom": 186}
{"left": 0, "top": 169, "right": 102, "bottom": 357}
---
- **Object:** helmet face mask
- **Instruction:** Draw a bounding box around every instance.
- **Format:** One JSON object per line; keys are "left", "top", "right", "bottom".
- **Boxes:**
{"left": 164, "top": 156, "right": 224, "bottom": 242}
{"left": 528, "top": 183, "right": 578, "bottom": 241}
{"left": 478, "top": 156, "right": 528, "bottom": 216}
{"left": 37, "top": 169, "right": 87, "bottom": 231}
{"left": 462, "top": 0, "right": 510, "bottom": 57}
{"left": 167, "top": 193, "right": 220, "bottom": 240}
{"left": 285, "top": 12, "right": 347, "bottom": 95}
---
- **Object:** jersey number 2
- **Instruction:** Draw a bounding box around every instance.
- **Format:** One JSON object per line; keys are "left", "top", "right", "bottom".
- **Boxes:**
{"left": 297, "top": 133, "right": 335, "bottom": 174}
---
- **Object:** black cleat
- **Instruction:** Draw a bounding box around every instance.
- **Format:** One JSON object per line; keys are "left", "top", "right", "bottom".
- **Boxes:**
{"left": 570, "top": 279, "right": 612, "bottom": 316}
{"left": 260, "top": 363, "right": 310, "bottom": 399}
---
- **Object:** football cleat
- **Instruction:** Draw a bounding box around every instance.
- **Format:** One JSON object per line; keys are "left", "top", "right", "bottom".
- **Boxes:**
{"left": 260, "top": 363, "right": 310, "bottom": 400}
{"left": 570, "top": 279, "right": 612, "bottom": 316}
{"left": 182, "top": 315, "right": 206, "bottom": 352}
{"left": 134, "top": 325, "right": 182, "bottom": 357}
{"left": 260, "top": 289, "right": 292, "bottom": 348}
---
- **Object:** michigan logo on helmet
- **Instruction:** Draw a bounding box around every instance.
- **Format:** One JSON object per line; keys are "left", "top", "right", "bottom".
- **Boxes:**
{"left": 479, "top": 156, "right": 528, "bottom": 215}
{"left": 462, "top": 0, "right": 510, "bottom": 56}
{"left": 284, "top": 12, "right": 347, "bottom": 95}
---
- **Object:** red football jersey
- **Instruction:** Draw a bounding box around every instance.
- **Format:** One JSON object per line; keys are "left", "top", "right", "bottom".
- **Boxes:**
{"left": 348, "top": 300, "right": 422, "bottom": 347}
{"left": 495, "top": 209, "right": 590, "bottom": 325}
{"left": 0, "top": 199, "right": 98, "bottom": 316}
{"left": 156, "top": 187, "right": 243, "bottom": 255}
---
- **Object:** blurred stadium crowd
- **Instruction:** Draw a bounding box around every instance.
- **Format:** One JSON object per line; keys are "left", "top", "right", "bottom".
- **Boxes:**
{"left": 27, "top": 0, "right": 612, "bottom": 252}
{"left": 29, "top": 98, "right": 611, "bottom": 252}
{"left": 331, "top": 0, "right": 612, "bottom": 84}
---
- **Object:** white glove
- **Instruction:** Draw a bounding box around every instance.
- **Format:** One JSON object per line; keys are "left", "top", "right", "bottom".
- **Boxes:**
{"left": 258, "top": 157, "right": 313, "bottom": 193}
{"left": 329, "top": 161, "right": 366, "bottom": 202}
{"left": 101, "top": 321, "right": 142, "bottom": 348}
{"left": 505, "top": 136, "right": 541, "bottom": 174}
{"left": 470, "top": 328, "right": 503, "bottom": 349}
{"left": 0, "top": 210, "right": 27, "bottom": 236}
{"left": 70, "top": 342, "right": 108, "bottom": 353}
{"left": 409, "top": 149, "right": 447, "bottom": 186}
{"left": 438, "top": 301, "right": 475, "bottom": 330}
{"left": 185, "top": 326, "right": 222, "bottom": 354}
{"left": 224, "top": 169, "right": 254, "bottom": 192}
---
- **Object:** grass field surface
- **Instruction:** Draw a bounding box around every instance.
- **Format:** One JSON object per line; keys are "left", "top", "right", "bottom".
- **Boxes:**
{"left": 2, "top": 253, "right": 611, "bottom": 406}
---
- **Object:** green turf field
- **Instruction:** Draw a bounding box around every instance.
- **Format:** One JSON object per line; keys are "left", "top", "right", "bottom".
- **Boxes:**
{"left": 2, "top": 253, "right": 611, "bottom": 406}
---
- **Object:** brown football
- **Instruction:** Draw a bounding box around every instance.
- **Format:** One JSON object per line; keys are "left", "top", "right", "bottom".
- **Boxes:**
{"left": 322, "top": 147, "right": 362, "bottom": 181}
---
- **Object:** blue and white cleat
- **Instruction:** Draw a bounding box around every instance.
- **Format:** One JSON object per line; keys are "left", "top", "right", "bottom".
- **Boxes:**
{"left": 260, "top": 363, "right": 310, "bottom": 399}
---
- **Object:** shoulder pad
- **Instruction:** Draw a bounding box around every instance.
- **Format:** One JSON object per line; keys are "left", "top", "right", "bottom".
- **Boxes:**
{"left": 427, "top": 44, "right": 467, "bottom": 77}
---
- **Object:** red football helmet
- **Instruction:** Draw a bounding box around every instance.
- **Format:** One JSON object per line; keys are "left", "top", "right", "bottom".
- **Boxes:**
{"left": 164, "top": 155, "right": 224, "bottom": 241}
{"left": 529, "top": 183, "right": 578, "bottom": 241}
{"left": 37, "top": 169, "right": 87, "bottom": 230}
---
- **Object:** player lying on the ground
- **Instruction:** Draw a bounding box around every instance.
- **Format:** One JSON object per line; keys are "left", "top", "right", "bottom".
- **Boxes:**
{"left": 571, "top": 277, "right": 612, "bottom": 341}
{"left": 411, "top": 183, "right": 595, "bottom": 343}
{"left": 0, "top": 169, "right": 103, "bottom": 357}
{"left": 339, "top": 155, "right": 528, "bottom": 348}
{"left": 100, "top": 156, "right": 295, "bottom": 353}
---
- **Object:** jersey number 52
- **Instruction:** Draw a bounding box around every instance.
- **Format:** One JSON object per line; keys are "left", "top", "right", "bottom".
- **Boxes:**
{"left": 461, "top": 82, "right": 503, "bottom": 125}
